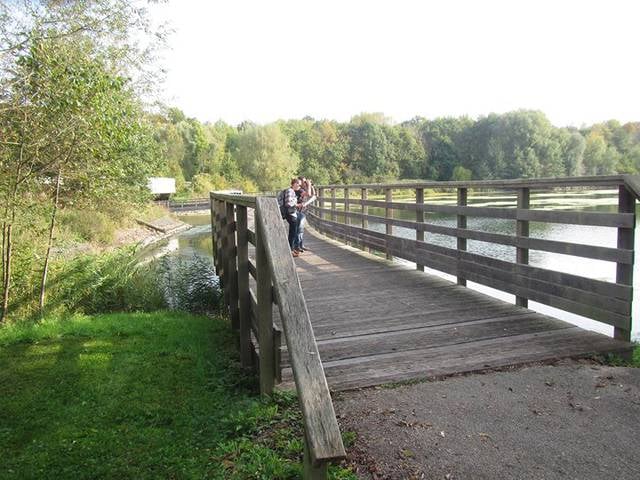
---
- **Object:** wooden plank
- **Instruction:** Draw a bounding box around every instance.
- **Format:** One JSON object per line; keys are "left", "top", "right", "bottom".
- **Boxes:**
{"left": 280, "top": 313, "right": 570, "bottom": 364}
{"left": 256, "top": 216, "right": 275, "bottom": 395}
{"left": 248, "top": 259, "right": 257, "bottom": 280}
{"left": 416, "top": 188, "right": 424, "bottom": 271}
{"left": 315, "top": 174, "right": 628, "bottom": 190}
{"left": 615, "top": 185, "right": 635, "bottom": 341}
{"left": 255, "top": 197, "right": 345, "bottom": 463}
{"left": 516, "top": 187, "right": 530, "bottom": 307}
{"left": 210, "top": 192, "right": 257, "bottom": 208}
{"left": 457, "top": 187, "right": 467, "bottom": 286}
{"left": 236, "top": 205, "right": 253, "bottom": 367}
{"left": 313, "top": 201, "right": 634, "bottom": 227}
{"left": 314, "top": 327, "right": 632, "bottom": 390}
{"left": 226, "top": 202, "right": 239, "bottom": 330}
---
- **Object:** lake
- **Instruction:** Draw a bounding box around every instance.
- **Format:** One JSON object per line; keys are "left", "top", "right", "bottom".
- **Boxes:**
{"left": 153, "top": 189, "right": 640, "bottom": 341}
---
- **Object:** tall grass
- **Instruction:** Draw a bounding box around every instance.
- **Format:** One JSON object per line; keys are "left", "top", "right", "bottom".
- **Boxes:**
{"left": 9, "top": 247, "right": 223, "bottom": 322}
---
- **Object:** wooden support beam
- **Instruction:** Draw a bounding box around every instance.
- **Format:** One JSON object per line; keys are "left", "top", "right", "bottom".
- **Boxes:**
{"left": 386, "top": 188, "right": 393, "bottom": 260}
{"left": 416, "top": 188, "right": 424, "bottom": 272}
{"left": 236, "top": 205, "right": 253, "bottom": 367}
{"left": 256, "top": 214, "right": 275, "bottom": 395}
{"left": 457, "top": 188, "right": 467, "bottom": 286}
{"left": 615, "top": 185, "right": 635, "bottom": 341}
{"left": 516, "top": 188, "right": 530, "bottom": 308}
{"left": 226, "top": 202, "right": 239, "bottom": 331}
{"left": 344, "top": 187, "right": 350, "bottom": 246}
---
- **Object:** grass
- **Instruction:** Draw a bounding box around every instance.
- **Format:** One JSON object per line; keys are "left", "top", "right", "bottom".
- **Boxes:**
{"left": 0, "top": 312, "right": 355, "bottom": 479}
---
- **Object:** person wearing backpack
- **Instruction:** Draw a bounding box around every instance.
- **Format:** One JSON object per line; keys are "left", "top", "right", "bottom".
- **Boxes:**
{"left": 278, "top": 178, "right": 302, "bottom": 257}
{"left": 293, "top": 177, "right": 316, "bottom": 253}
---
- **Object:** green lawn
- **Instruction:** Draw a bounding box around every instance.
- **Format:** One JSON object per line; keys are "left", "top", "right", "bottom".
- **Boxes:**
{"left": 0, "top": 312, "right": 354, "bottom": 479}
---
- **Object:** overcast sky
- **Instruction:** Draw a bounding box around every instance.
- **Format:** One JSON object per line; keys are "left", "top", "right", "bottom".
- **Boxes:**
{"left": 152, "top": 0, "right": 639, "bottom": 127}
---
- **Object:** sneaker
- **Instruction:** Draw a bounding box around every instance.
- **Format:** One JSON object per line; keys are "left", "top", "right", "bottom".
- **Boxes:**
{"left": 294, "top": 248, "right": 303, "bottom": 255}
{"left": 292, "top": 250, "right": 299, "bottom": 257}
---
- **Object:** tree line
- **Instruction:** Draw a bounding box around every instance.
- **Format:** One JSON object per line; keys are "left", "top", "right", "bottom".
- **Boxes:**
{"left": 153, "top": 109, "right": 640, "bottom": 195}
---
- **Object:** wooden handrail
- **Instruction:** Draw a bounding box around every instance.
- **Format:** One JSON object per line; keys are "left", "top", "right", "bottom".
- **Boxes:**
{"left": 210, "top": 191, "right": 345, "bottom": 478}
{"left": 307, "top": 175, "right": 637, "bottom": 342}
{"left": 317, "top": 174, "right": 640, "bottom": 196}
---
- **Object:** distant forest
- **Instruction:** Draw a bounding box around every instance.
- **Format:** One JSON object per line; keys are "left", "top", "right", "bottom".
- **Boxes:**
{"left": 152, "top": 109, "right": 640, "bottom": 194}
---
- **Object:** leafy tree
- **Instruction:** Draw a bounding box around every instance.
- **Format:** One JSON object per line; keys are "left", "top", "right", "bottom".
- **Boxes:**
{"left": 0, "top": 0, "right": 162, "bottom": 320}
{"left": 233, "top": 124, "right": 299, "bottom": 191}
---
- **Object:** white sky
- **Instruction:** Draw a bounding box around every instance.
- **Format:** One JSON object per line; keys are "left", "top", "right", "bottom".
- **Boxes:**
{"left": 152, "top": 0, "right": 639, "bottom": 127}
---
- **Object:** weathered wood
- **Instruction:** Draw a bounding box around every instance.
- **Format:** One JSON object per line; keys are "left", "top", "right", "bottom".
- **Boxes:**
{"left": 210, "top": 192, "right": 257, "bottom": 208}
{"left": 310, "top": 216, "right": 632, "bottom": 326}
{"left": 457, "top": 187, "right": 467, "bottom": 286}
{"left": 314, "top": 210, "right": 632, "bottom": 263}
{"left": 226, "top": 202, "right": 239, "bottom": 331}
{"left": 615, "top": 185, "right": 635, "bottom": 341}
{"left": 516, "top": 188, "right": 530, "bottom": 307}
{"left": 304, "top": 433, "right": 328, "bottom": 479}
{"left": 315, "top": 174, "right": 636, "bottom": 191}
{"left": 331, "top": 188, "right": 337, "bottom": 224}
{"left": 255, "top": 197, "right": 346, "bottom": 464}
{"left": 316, "top": 198, "right": 634, "bottom": 228}
{"left": 256, "top": 214, "right": 275, "bottom": 395}
{"left": 236, "top": 205, "right": 252, "bottom": 367}
{"left": 248, "top": 259, "right": 257, "bottom": 280}
{"left": 319, "top": 188, "right": 325, "bottom": 221}
{"left": 416, "top": 188, "right": 424, "bottom": 271}
{"left": 385, "top": 188, "right": 393, "bottom": 260}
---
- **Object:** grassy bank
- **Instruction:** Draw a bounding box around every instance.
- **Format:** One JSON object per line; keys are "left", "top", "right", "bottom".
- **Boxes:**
{"left": 0, "top": 312, "right": 354, "bottom": 479}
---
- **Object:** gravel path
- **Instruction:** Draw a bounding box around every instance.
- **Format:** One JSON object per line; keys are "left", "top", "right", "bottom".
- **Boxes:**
{"left": 334, "top": 360, "right": 640, "bottom": 480}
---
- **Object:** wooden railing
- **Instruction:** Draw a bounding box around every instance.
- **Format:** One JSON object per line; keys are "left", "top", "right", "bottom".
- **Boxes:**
{"left": 308, "top": 175, "right": 640, "bottom": 342}
{"left": 210, "top": 192, "right": 345, "bottom": 479}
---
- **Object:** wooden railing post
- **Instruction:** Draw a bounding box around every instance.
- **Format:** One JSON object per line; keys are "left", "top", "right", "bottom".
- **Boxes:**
{"left": 226, "top": 202, "right": 239, "bottom": 331}
{"left": 331, "top": 188, "right": 337, "bottom": 223}
{"left": 361, "top": 188, "right": 368, "bottom": 252}
{"left": 615, "top": 185, "right": 635, "bottom": 342}
{"left": 516, "top": 188, "right": 530, "bottom": 307}
{"left": 256, "top": 213, "right": 275, "bottom": 395}
{"left": 216, "top": 200, "right": 229, "bottom": 304}
{"left": 210, "top": 197, "right": 219, "bottom": 273}
{"left": 457, "top": 188, "right": 467, "bottom": 286}
{"left": 236, "top": 205, "right": 252, "bottom": 367}
{"left": 416, "top": 187, "right": 425, "bottom": 272}
{"left": 385, "top": 188, "right": 393, "bottom": 260}
{"left": 319, "top": 188, "right": 325, "bottom": 221}
{"left": 304, "top": 432, "right": 328, "bottom": 479}
{"left": 344, "top": 187, "right": 350, "bottom": 245}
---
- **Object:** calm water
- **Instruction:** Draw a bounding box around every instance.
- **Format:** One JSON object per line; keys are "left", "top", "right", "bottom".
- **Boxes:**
{"left": 155, "top": 190, "right": 639, "bottom": 341}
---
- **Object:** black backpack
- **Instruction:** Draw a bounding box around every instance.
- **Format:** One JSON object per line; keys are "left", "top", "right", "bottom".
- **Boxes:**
{"left": 276, "top": 188, "right": 289, "bottom": 219}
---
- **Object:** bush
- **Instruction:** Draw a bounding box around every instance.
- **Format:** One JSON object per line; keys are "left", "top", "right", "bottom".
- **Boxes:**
{"left": 60, "top": 209, "right": 118, "bottom": 244}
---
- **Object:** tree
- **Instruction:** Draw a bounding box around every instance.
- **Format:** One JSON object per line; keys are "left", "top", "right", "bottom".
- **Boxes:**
{"left": 0, "top": 0, "right": 163, "bottom": 320}
{"left": 233, "top": 124, "right": 299, "bottom": 191}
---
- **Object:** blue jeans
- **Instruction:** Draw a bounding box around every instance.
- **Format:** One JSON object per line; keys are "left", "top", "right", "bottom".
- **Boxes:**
{"left": 294, "top": 211, "right": 306, "bottom": 250}
{"left": 286, "top": 212, "right": 298, "bottom": 250}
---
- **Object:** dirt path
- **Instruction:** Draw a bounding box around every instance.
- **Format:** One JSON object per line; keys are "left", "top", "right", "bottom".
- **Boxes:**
{"left": 334, "top": 360, "right": 640, "bottom": 479}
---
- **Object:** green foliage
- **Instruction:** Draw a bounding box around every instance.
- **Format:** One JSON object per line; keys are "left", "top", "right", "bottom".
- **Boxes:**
{"left": 233, "top": 124, "right": 300, "bottom": 191}
{"left": 59, "top": 210, "right": 118, "bottom": 245}
{"left": 451, "top": 165, "right": 473, "bottom": 181}
{"left": 0, "top": 312, "right": 355, "bottom": 479}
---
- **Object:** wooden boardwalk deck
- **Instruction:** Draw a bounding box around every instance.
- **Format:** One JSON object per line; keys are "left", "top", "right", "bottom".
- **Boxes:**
{"left": 279, "top": 228, "right": 632, "bottom": 391}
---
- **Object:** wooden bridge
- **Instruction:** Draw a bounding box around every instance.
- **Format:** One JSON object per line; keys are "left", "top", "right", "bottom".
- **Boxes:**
{"left": 210, "top": 175, "right": 638, "bottom": 478}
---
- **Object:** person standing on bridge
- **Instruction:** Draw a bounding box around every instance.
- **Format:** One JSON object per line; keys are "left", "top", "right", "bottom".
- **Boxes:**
{"left": 284, "top": 177, "right": 302, "bottom": 257}
{"left": 293, "top": 177, "right": 316, "bottom": 253}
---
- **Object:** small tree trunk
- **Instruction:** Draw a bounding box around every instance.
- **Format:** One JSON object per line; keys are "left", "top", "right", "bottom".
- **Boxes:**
{"left": 1, "top": 224, "right": 12, "bottom": 323}
{"left": 39, "top": 168, "right": 62, "bottom": 313}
